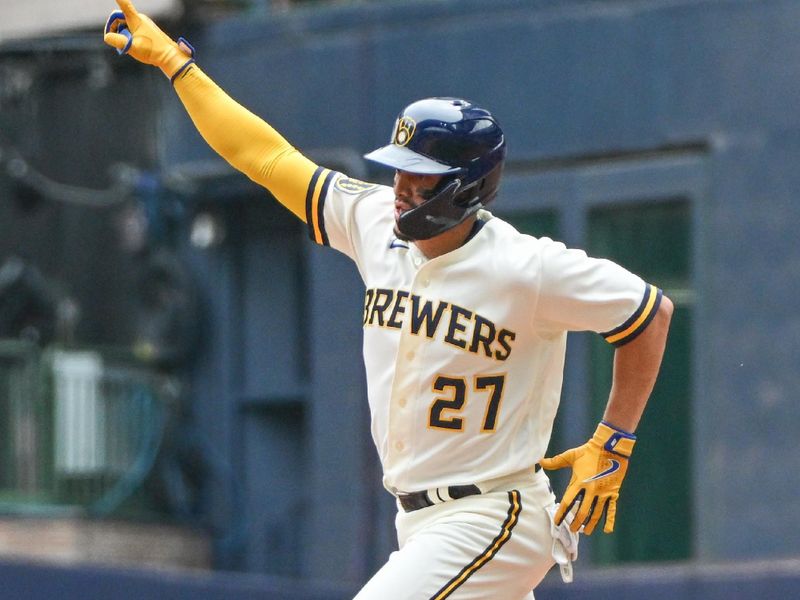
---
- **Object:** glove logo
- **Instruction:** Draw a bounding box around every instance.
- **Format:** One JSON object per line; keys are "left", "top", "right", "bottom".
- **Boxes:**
{"left": 581, "top": 459, "right": 620, "bottom": 483}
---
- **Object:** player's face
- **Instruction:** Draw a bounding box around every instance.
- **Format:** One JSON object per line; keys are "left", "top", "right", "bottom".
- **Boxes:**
{"left": 393, "top": 170, "right": 442, "bottom": 223}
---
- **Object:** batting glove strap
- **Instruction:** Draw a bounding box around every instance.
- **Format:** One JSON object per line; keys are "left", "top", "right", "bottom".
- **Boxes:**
{"left": 169, "top": 38, "right": 196, "bottom": 84}
{"left": 596, "top": 421, "right": 636, "bottom": 457}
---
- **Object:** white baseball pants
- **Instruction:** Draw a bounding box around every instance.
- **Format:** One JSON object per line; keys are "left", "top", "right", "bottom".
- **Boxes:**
{"left": 354, "top": 469, "right": 558, "bottom": 599}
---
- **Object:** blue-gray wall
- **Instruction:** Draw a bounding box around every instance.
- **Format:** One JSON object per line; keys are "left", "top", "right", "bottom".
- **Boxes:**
{"left": 2, "top": 0, "right": 799, "bottom": 597}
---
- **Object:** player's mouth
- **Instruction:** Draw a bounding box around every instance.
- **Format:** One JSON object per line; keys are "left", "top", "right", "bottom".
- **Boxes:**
{"left": 394, "top": 198, "right": 415, "bottom": 221}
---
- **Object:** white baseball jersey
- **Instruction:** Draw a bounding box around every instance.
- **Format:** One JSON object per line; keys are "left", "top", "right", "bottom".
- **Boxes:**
{"left": 303, "top": 168, "right": 662, "bottom": 496}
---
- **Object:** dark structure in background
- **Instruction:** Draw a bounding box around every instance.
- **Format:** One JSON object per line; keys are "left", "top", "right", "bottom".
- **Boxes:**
{"left": 1, "top": 0, "right": 799, "bottom": 597}
{"left": 0, "top": 257, "right": 62, "bottom": 343}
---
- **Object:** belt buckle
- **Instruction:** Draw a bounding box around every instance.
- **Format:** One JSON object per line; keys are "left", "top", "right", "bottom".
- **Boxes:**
{"left": 399, "top": 491, "right": 432, "bottom": 512}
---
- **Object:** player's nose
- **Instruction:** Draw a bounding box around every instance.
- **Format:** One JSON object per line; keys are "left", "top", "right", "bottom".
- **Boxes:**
{"left": 393, "top": 173, "right": 415, "bottom": 204}
{"left": 394, "top": 170, "right": 409, "bottom": 189}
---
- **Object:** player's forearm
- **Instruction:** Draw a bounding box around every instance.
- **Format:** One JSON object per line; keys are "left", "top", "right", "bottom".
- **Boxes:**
{"left": 173, "top": 66, "right": 317, "bottom": 221}
{"left": 602, "top": 295, "right": 673, "bottom": 432}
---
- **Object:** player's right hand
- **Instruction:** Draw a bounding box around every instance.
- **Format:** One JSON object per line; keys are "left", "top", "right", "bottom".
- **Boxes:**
{"left": 104, "top": 0, "right": 193, "bottom": 80}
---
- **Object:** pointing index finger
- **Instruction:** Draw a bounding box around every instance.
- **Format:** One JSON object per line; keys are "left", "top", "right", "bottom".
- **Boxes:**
{"left": 116, "top": 0, "right": 142, "bottom": 29}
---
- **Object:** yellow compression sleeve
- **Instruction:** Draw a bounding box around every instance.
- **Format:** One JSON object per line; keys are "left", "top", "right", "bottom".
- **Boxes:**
{"left": 173, "top": 65, "right": 318, "bottom": 222}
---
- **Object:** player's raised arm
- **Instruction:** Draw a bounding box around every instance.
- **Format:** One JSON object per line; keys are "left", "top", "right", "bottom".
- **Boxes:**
{"left": 103, "top": 0, "right": 318, "bottom": 221}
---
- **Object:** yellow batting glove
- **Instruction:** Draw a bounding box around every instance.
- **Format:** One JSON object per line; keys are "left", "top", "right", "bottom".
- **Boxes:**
{"left": 103, "top": 0, "right": 194, "bottom": 81}
{"left": 540, "top": 421, "right": 636, "bottom": 535}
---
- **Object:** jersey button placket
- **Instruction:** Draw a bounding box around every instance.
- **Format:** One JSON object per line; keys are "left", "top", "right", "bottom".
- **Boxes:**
{"left": 388, "top": 307, "right": 423, "bottom": 469}
{"left": 391, "top": 346, "right": 417, "bottom": 438}
{"left": 387, "top": 257, "right": 431, "bottom": 479}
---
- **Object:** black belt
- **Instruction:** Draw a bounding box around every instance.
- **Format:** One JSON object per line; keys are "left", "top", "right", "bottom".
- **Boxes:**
{"left": 398, "top": 464, "right": 541, "bottom": 513}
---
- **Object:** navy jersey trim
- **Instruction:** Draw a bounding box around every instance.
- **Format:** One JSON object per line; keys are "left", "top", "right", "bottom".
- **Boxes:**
{"left": 305, "top": 167, "right": 335, "bottom": 246}
{"left": 463, "top": 217, "right": 486, "bottom": 244}
{"left": 601, "top": 284, "right": 663, "bottom": 347}
{"left": 389, "top": 238, "right": 410, "bottom": 249}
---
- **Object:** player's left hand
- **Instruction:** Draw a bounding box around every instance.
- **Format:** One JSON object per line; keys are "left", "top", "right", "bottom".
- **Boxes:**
{"left": 540, "top": 421, "right": 636, "bottom": 535}
{"left": 103, "top": 0, "right": 194, "bottom": 79}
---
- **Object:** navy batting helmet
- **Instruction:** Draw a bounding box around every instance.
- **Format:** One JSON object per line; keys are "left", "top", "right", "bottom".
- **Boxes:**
{"left": 364, "top": 97, "right": 506, "bottom": 240}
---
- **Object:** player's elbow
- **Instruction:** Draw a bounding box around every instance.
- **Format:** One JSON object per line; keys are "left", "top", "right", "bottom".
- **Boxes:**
{"left": 653, "top": 293, "right": 674, "bottom": 335}
{"left": 659, "top": 294, "right": 674, "bottom": 321}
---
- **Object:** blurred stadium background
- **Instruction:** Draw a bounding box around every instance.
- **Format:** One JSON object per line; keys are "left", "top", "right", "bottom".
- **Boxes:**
{"left": 1, "top": 0, "right": 799, "bottom": 598}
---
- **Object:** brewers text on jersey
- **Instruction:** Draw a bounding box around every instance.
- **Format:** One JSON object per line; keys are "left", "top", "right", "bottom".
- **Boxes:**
{"left": 362, "top": 287, "right": 517, "bottom": 361}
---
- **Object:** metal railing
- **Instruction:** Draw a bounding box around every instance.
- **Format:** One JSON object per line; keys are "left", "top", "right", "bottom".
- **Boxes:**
{"left": 0, "top": 340, "right": 174, "bottom": 517}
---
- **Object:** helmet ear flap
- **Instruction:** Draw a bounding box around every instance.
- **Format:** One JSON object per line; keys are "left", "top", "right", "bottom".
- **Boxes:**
{"left": 428, "top": 173, "right": 459, "bottom": 199}
{"left": 453, "top": 161, "right": 504, "bottom": 208}
{"left": 396, "top": 178, "right": 465, "bottom": 241}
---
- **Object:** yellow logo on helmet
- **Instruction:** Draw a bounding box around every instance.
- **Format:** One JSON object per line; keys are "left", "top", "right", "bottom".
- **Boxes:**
{"left": 393, "top": 116, "right": 416, "bottom": 147}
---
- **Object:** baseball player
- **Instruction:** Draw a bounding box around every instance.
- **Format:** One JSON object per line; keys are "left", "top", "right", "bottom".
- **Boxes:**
{"left": 103, "top": 2, "right": 673, "bottom": 597}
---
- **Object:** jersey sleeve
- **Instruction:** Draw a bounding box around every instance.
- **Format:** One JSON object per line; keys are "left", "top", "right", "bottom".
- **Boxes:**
{"left": 534, "top": 239, "right": 662, "bottom": 347}
{"left": 304, "top": 172, "right": 390, "bottom": 262}
{"left": 303, "top": 167, "right": 340, "bottom": 247}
